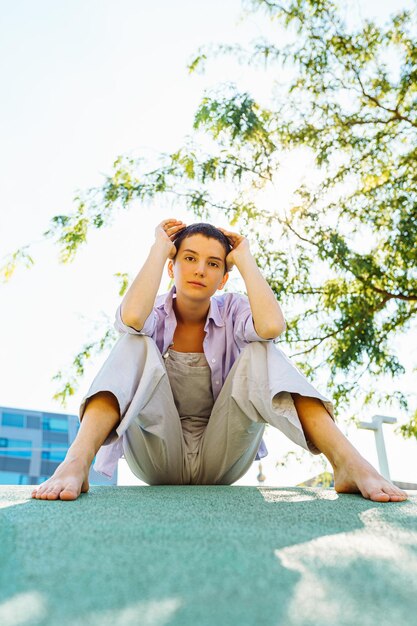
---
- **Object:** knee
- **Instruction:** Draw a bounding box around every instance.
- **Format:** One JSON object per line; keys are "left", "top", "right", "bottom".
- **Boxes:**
{"left": 119, "top": 333, "right": 158, "bottom": 353}
{"left": 86, "top": 391, "right": 121, "bottom": 417}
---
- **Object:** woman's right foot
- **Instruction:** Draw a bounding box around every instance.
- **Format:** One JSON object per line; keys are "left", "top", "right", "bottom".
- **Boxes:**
{"left": 31, "top": 455, "right": 91, "bottom": 501}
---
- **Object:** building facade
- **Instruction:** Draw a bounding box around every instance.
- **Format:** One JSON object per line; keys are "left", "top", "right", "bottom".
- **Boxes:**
{"left": 0, "top": 405, "right": 117, "bottom": 485}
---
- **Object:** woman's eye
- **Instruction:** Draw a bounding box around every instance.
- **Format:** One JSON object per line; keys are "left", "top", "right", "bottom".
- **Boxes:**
{"left": 184, "top": 256, "right": 218, "bottom": 268}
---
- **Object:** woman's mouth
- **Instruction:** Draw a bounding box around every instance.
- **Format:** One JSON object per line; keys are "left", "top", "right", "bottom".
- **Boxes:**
{"left": 188, "top": 281, "right": 206, "bottom": 287}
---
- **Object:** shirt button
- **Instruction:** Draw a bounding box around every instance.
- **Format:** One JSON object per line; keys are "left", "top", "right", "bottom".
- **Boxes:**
{"left": 211, "top": 358, "right": 216, "bottom": 363}
{"left": 216, "top": 380, "right": 220, "bottom": 385}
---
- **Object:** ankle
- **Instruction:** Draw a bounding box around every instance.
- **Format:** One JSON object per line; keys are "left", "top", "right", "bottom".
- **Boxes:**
{"left": 65, "top": 445, "right": 95, "bottom": 469}
{"left": 330, "top": 446, "right": 365, "bottom": 472}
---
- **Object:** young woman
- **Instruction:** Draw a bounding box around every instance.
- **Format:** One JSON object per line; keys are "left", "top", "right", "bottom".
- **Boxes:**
{"left": 32, "top": 219, "right": 408, "bottom": 502}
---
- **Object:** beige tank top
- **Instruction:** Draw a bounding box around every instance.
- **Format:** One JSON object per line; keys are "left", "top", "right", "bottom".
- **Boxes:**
{"left": 164, "top": 348, "right": 214, "bottom": 419}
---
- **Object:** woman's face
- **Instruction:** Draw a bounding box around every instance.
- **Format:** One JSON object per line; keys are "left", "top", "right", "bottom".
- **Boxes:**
{"left": 168, "top": 234, "right": 229, "bottom": 298}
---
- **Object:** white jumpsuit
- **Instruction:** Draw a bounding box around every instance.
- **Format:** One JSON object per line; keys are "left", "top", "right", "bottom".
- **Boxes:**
{"left": 78, "top": 334, "right": 336, "bottom": 485}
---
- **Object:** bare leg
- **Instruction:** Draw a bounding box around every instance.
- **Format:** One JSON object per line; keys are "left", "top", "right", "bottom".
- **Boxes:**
{"left": 31, "top": 391, "right": 121, "bottom": 501}
{"left": 291, "top": 393, "right": 408, "bottom": 502}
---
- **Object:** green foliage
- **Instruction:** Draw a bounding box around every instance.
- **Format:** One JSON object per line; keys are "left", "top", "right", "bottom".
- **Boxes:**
{"left": 113, "top": 272, "right": 131, "bottom": 297}
{"left": 0, "top": 246, "right": 34, "bottom": 282}
{"left": 193, "top": 91, "right": 276, "bottom": 153}
{"left": 4, "top": 0, "right": 416, "bottom": 441}
{"left": 52, "top": 325, "right": 118, "bottom": 406}
{"left": 297, "top": 471, "right": 334, "bottom": 488}
{"left": 396, "top": 407, "right": 417, "bottom": 439}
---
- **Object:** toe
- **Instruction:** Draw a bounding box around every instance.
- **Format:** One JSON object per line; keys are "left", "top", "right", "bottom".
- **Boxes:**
{"left": 41, "top": 486, "right": 55, "bottom": 499}
{"left": 59, "top": 490, "right": 77, "bottom": 501}
{"left": 59, "top": 484, "right": 79, "bottom": 500}
{"left": 372, "top": 485, "right": 408, "bottom": 502}
{"left": 46, "top": 488, "right": 60, "bottom": 500}
{"left": 384, "top": 483, "right": 408, "bottom": 501}
{"left": 390, "top": 491, "right": 408, "bottom": 501}
{"left": 369, "top": 489, "right": 390, "bottom": 502}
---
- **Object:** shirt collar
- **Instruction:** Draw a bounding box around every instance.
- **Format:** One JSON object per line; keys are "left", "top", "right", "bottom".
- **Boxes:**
{"left": 162, "top": 284, "right": 225, "bottom": 327}
{"left": 162, "top": 284, "right": 177, "bottom": 317}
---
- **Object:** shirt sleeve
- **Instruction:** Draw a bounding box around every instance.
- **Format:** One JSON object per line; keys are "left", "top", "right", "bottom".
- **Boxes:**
{"left": 114, "top": 303, "right": 156, "bottom": 336}
{"left": 232, "top": 294, "right": 275, "bottom": 343}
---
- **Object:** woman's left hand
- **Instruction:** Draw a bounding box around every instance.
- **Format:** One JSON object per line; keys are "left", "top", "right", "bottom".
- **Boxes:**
{"left": 216, "top": 226, "right": 250, "bottom": 271}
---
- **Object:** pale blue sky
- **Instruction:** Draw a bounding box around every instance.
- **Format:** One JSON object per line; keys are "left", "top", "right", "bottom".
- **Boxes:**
{"left": 1, "top": 0, "right": 415, "bottom": 486}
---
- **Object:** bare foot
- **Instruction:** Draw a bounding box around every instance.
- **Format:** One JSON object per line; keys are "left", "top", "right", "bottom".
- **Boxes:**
{"left": 31, "top": 456, "right": 90, "bottom": 501}
{"left": 333, "top": 453, "right": 408, "bottom": 502}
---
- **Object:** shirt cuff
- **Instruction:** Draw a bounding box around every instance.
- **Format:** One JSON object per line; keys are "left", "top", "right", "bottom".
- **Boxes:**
{"left": 244, "top": 314, "right": 274, "bottom": 342}
{"left": 114, "top": 304, "right": 156, "bottom": 335}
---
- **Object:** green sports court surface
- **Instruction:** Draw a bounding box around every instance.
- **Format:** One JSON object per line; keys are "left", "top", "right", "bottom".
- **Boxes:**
{"left": 1, "top": 485, "right": 416, "bottom": 626}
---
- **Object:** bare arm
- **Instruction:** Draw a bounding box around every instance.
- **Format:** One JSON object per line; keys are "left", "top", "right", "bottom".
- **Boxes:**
{"left": 217, "top": 226, "right": 286, "bottom": 339}
{"left": 233, "top": 252, "right": 286, "bottom": 339}
{"left": 120, "top": 218, "right": 186, "bottom": 331}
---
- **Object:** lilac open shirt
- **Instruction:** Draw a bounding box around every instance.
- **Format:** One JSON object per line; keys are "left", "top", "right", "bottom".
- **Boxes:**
{"left": 95, "top": 285, "right": 276, "bottom": 477}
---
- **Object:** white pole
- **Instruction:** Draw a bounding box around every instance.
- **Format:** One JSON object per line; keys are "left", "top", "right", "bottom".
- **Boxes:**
{"left": 358, "top": 415, "right": 397, "bottom": 480}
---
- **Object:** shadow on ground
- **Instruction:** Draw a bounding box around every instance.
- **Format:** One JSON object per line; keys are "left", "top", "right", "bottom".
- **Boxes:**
{"left": 1, "top": 485, "right": 416, "bottom": 626}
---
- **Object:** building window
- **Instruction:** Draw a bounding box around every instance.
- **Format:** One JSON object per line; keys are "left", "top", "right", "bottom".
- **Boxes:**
{"left": 41, "top": 442, "right": 67, "bottom": 462}
{"left": 0, "top": 438, "right": 32, "bottom": 458}
{"left": 0, "top": 471, "right": 21, "bottom": 484}
{"left": 42, "top": 417, "right": 68, "bottom": 432}
{"left": 1, "top": 412, "right": 25, "bottom": 428}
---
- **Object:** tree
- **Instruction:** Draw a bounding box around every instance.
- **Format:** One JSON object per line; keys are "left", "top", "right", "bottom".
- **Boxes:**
{"left": 2, "top": 0, "right": 417, "bottom": 440}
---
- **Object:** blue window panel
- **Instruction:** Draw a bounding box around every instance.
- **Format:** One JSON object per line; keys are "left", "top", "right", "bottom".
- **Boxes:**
{"left": 41, "top": 450, "right": 66, "bottom": 462}
{"left": 26, "top": 415, "right": 41, "bottom": 429}
{"left": 2, "top": 413, "right": 25, "bottom": 428}
{"left": 42, "top": 417, "right": 68, "bottom": 432}
{"left": 41, "top": 442, "right": 67, "bottom": 462}
{"left": 0, "top": 471, "right": 21, "bottom": 484}
{"left": 1, "top": 439, "right": 32, "bottom": 458}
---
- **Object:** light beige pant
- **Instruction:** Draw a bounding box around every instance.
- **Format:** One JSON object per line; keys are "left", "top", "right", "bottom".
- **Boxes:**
{"left": 79, "top": 334, "right": 335, "bottom": 485}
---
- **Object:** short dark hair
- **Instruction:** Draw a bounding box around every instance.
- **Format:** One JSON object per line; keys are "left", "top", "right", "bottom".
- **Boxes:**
{"left": 173, "top": 223, "right": 232, "bottom": 275}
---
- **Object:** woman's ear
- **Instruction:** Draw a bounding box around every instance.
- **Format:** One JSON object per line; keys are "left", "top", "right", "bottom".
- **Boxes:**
{"left": 168, "top": 260, "right": 174, "bottom": 278}
{"left": 217, "top": 272, "right": 229, "bottom": 291}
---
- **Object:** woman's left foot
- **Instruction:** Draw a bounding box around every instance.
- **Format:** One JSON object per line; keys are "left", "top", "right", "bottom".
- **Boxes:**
{"left": 333, "top": 453, "right": 408, "bottom": 502}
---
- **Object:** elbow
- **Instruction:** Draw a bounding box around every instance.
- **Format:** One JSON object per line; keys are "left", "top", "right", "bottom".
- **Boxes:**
{"left": 266, "top": 310, "right": 287, "bottom": 339}
{"left": 253, "top": 315, "right": 286, "bottom": 340}
{"left": 269, "top": 320, "right": 286, "bottom": 339}
{"left": 257, "top": 323, "right": 286, "bottom": 340}
{"left": 120, "top": 311, "right": 143, "bottom": 333}
{"left": 124, "top": 319, "right": 144, "bottom": 333}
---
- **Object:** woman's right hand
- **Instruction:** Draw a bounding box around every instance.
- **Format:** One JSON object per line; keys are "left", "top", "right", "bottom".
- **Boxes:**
{"left": 155, "top": 218, "right": 187, "bottom": 259}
